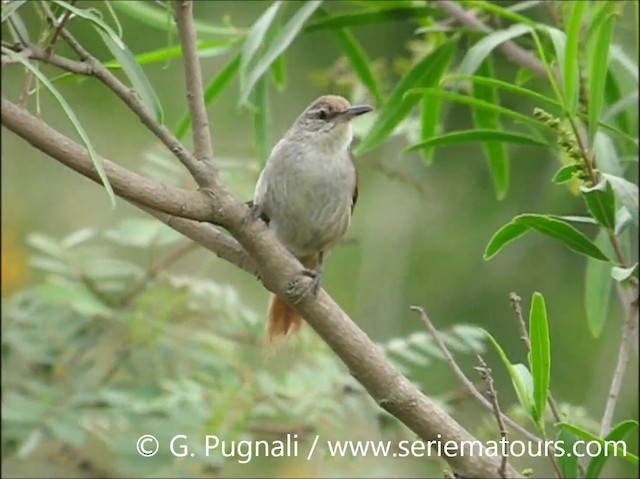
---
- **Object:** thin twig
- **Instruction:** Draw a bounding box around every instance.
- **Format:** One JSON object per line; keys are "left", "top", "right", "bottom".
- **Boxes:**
{"left": 46, "top": 0, "right": 76, "bottom": 54}
{"left": 173, "top": 0, "right": 215, "bottom": 164}
{"left": 410, "top": 306, "right": 541, "bottom": 443}
{"left": 600, "top": 286, "right": 639, "bottom": 436}
{"left": 476, "top": 355, "right": 508, "bottom": 479}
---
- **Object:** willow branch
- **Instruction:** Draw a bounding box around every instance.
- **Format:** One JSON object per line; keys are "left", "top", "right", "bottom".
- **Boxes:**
{"left": 173, "top": 0, "right": 215, "bottom": 164}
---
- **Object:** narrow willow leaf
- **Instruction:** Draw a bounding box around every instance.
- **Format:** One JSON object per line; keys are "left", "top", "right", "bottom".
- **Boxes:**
{"left": 485, "top": 214, "right": 610, "bottom": 261}
{"left": 586, "top": 420, "right": 639, "bottom": 478}
{"left": 456, "top": 23, "right": 532, "bottom": 78}
{"left": 585, "top": 230, "right": 614, "bottom": 337}
{"left": 2, "top": 47, "right": 116, "bottom": 207}
{"left": 406, "top": 88, "right": 546, "bottom": 130}
{"left": 564, "top": 1, "right": 586, "bottom": 111}
{"left": 253, "top": 77, "right": 270, "bottom": 165}
{"left": 529, "top": 292, "right": 550, "bottom": 428}
{"left": 355, "top": 42, "right": 454, "bottom": 155}
{"left": 53, "top": 0, "right": 125, "bottom": 49}
{"left": 174, "top": 53, "right": 240, "bottom": 140}
{"left": 464, "top": 0, "right": 537, "bottom": 26}
{"left": 601, "top": 173, "right": 639, "bottom": 223}
{"left": 240, "top": 1, "right": 282, "bottom": 93}
{"left": 444, "top": 75, "right": 559, "bottom": 110}
{"left": 112, "top": 0, "right": 239, "bottom": 37}
{"left": 1, "top": 0, "right": 28, "bottom": 22}
{"left": 485, "top": 332, "right": 536, "bottom": 421}
{"left": 603, "top": 69, "right": 632, "bottom": 135}
{"left": 484, "top": 222, "right": 529, "bottom": 260}
{"left": 581, "top": 179, "right": 616, "bottom": 230}
{"left": 543, "top": 26, "right": 567, "bottom": 97}
{"left": 240, "top": 1, "right": 322, "bottom": 105}
{"left": 95, "top": 28, "right": 163, "bottom": 123}
{"left": 473, "top": 59, "right": 509, "bottom": 199}
{"left": 557, "top": 429, "right": 580, "bottom": 479}
{"left": 610, "top": 44, "right": 639, "bottom": 82}
{"left": 405, "top": 129, "right": 546, "bottom": 152}
{"left": 442, "top": 75, "right": 638, "bottom": 147}
{"left": 419, "top": 91, "right": 441, "bottom": 164}
{"left": 557, "top": 422, "right": 639, "bottom": 465}
{"left": 304, "top": 6, "right": 435, "bottom": 31}
{"left": 330, "top": 27, "right": 382, "bottom": 104}
{"left": 270, "top": 53, "right": 287, "bottom": 91}
{"left": 588, "top": 13, "right": 617, "bottom": 141}
{"left": 552, "top": 164, "right": 579, "bottom": 184}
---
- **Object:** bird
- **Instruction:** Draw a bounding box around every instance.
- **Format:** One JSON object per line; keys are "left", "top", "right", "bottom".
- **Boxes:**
{"left": 250, "top": 95, "right": 373, "bottom": 340}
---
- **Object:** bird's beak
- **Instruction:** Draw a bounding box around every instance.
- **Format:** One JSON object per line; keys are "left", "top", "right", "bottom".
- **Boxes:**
{"left": 340, "top": 105, "right": 373, "bottom": 120}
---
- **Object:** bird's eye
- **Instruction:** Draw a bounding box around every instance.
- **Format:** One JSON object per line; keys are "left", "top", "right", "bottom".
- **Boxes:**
{"left": 317, "top": 109, "right": 328, "bottom": 120}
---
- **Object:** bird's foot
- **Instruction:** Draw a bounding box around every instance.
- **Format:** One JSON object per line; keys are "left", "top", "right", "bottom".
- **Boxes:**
{"left": 287, "top": 268, "right": 322, "bottom": 305}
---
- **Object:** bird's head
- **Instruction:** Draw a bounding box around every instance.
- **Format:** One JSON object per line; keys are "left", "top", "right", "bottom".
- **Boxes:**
{"left": 289, "top": 95, "right": 373, "bottom": 153}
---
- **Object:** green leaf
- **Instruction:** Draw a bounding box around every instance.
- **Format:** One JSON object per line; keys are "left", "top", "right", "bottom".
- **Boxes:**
{"left": 442, "top": 75, "right": 639, "bottom": 147}
{"left": 253, "top": 77, "right": 270, "bottom": 165}
{"left": 1, "top": 0, "right": 28, "bottom": 22}
{"left": 484, "top": 222, "right": 529, "bottom": 260}
{"left": 240, "top": 1, "right": 322, "bottom": 105}
{"left": 485, "top": 332, "right": 536, "bottom": 421}
{"left": 354, "top": 42, "right": 454, "bottom": 155}
{"left": 270, "top": 53, "right": 287, "bottom": 91}
{"left": 240, "top": 1, "right": 282, "bottom": 94}
{"left": 543, "top": 25, "right": 567, "bottom": 98}
{"left": 586, "top": 420, "right": 639, "bottom": 478}
{"left": 329, "top": 26, "right": 382, "bottom": 104}
{"left": 557, "top": 429, "right": 580, "bottom": 479}
{"left": 27, "top": 234, "right": 65, "bottom": 258}
{"left": 588, "top": 13, "right": 618, "bottom": 141}
{"left": 52, "top": 0, "right": 125, "bottom": 50}
{"left": 419, "top": 90, "right": 442, "bottom": 164}
{"left": 581, "top": 179, "right": 616, "bottom": 230}
{"left": 304, "top": 6, "right": 435, "bottom": 31}
{"left": 174, "top": 53, "right": 240, "bottom": 140}
{"left": 485, "top": 214, "right": 610, "bottom": 261}
{"left": 112, "top": 0, "right": 239, "bottom": 37}
{"left": 601, "top": 173, "right": 639, "bottom": 224}
{"left": 95, "top": 28, "right": 163, "bottom": 124}
{"left": 407, "top": 88, "right": 547, "bottom": 131}
{"left": 2, "top": 47, "right": 116, "bottom": 208}
{"left": 456, "top": 23, "right": 532, "bottom": 78}
{"left": 464, "top": 1, "right": 537, "bottom": 26}
{"left": 552, "top": 164, "right": 579, "bottom": 184}
{"left": 473, "top": 59, "right": 509, "bottom": 200}
{"left": 585, "top": 230, "right": 614, "bottom": 337}
{"left": 519, "top": 214, "right": 610, "bottom": 261}
{"left": 529, "top": 292, "right": 550, "bottom": 428}
{"left": 557, "top": 422, "right": 638, "bottom": 465}
{"left": 611, "top": 264, "right": 638, "bottom": 282}
{"left": 406, "top": 129, "right": 547, "bottom": 152}
{"left": 564, "top": 2, "right": 586, "bottom": 112}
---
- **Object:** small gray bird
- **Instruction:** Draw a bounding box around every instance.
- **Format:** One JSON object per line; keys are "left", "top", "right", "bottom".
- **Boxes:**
{"left": 252, "top": 95, "right": 373, "bottom": 339}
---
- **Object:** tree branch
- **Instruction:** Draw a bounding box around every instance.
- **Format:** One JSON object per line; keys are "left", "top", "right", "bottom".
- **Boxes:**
{"left": 173, "top": 0, "right": 215, "bottom": 164}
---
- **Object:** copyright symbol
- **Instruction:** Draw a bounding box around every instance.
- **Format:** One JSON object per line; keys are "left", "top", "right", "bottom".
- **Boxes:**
{"left": 137, "top": 435, "right": 159, "bottom": 457}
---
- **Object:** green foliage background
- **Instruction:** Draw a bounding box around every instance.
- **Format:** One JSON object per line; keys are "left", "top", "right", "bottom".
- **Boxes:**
{"left": 2, "top": 1, "right": 638, "bottom": 478}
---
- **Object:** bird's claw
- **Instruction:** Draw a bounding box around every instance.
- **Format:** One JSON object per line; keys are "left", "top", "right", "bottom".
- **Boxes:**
{"left": 293, "top": 268, "right": 322, "bottom": 303}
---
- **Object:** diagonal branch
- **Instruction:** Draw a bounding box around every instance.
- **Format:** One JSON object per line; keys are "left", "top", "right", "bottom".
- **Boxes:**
{"left": 173, "top": 0, "right": 215, "bottom": 164}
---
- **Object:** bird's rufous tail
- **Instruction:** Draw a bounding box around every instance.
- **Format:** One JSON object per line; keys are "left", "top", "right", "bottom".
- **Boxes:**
{"left": 266, "top": 253, "right": 319, "bottom": 341}
{"left": 267, "top": 294, "right": 302, "bottom": 340}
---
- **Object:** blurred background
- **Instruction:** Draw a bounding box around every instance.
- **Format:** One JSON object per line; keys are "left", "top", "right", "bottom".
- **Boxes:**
{"left": 2, "top": 1, "right": 638, "bottom": 478}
